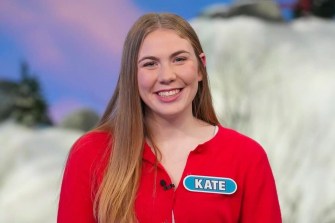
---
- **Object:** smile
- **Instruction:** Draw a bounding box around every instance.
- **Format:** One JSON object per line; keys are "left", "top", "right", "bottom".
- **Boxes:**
{"left": 157, "top": 89, "right": 181, "bottom": 97}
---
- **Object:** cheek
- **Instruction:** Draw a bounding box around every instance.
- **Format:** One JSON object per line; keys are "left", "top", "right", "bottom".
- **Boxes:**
{"left": 137, "top": 71, "right": 155, "bottom": 92}
{"left": 176, "top": 65, "right": 200, "bottom": 84}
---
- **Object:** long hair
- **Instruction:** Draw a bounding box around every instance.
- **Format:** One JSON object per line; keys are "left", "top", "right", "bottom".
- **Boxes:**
{"left": 94, "top": 13, "right": 219, "bottom": 222}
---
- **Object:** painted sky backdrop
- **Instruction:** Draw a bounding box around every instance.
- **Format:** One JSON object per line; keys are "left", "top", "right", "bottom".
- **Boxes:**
{"left": 0, "top": 0, "right": 294, "bottom": 123}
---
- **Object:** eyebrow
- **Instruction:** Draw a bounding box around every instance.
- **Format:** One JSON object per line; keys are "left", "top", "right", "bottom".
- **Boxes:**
{"left": 138, "top": 50, "right": 190, "bottom": 63}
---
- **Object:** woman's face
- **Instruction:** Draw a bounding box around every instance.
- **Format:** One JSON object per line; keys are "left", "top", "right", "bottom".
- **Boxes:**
{"left": 137, "top": 28, "right": 205, "bottom": 120}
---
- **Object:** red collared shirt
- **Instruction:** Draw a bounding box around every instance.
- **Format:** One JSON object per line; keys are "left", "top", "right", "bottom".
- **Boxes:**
{"left": 58, "top": 126, "right": 282, "bottom": 223}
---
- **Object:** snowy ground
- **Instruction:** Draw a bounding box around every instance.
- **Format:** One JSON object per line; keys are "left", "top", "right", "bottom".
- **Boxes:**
{"left": 0, "top": 122, "right": 82, "bottom": 223}
{"left": 0, "top": 16, "right": 334, "bottom": 223}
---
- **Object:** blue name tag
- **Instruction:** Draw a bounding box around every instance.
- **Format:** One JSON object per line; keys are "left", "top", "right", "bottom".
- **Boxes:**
{"left": 183, "top": 175, "right": 237, "bottom": 195}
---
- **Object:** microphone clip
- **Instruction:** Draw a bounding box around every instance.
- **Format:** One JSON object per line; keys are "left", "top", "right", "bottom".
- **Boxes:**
{"left": 160, "top": 180, "right": 175, "bottom": 191}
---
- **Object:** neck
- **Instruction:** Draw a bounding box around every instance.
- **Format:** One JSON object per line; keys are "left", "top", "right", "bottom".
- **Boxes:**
{"left": 144, "top": 111, "right": 210, "bottom": 145}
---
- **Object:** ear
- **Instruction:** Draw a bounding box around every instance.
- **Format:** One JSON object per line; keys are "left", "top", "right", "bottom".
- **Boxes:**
{"left": 198, "top": 53, "right": 206, "bottom": 81}
{"left": 199, "top": 53, "right": 206, "bottom": 67}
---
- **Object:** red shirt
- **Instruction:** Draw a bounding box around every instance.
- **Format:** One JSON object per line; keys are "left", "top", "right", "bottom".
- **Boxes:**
{"left": 58, "top": 125, "right": 282, "bottom": 223}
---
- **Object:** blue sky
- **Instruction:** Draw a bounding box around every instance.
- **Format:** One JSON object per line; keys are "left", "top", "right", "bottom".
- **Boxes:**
{"left": 0, "top": 0, "right": 295, "bottom": 123}
{"left": 133, "top": 0, "right": 232, "bottom": 19}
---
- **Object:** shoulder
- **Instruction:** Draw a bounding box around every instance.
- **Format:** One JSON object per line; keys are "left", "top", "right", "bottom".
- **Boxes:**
{"left": 58, "top": 131, "right": 112, "bottom": 220}
{"left": 215, "top": 125, "right": 267, "bottom": 160}
{"left": 70, "top": 131, "right": 112, "bottom": 155}
{"left": 66, "top": 131, "right": 112, "bottom": 172}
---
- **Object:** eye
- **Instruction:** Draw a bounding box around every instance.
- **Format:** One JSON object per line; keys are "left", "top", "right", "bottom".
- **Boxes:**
{"left": 142, "top": 61, "right": 157, "bottom": 68}
{"left": 174, "top": 57, "right": 187, "bottom": 63}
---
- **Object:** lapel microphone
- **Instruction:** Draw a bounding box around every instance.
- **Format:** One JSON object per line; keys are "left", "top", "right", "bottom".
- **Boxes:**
{"left": 160, "top": 179, "right": 175, "bottom": 191}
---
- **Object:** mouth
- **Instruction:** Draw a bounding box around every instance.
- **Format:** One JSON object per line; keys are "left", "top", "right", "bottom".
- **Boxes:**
{"left": 156, "top": 88, "right": 182, "bottom": 97}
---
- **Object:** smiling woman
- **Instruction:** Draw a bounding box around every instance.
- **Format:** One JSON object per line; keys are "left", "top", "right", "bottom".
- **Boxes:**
{"left": 57, "top": 13, "right": 282, "bottom": 223}
{"left": 137, "top": 29, "right": 204, "bottom": 119}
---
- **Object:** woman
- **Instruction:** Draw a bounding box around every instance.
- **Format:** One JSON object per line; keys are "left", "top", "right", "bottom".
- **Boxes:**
{"left": 58, "top": 13, "right": 281, "bottom": 223}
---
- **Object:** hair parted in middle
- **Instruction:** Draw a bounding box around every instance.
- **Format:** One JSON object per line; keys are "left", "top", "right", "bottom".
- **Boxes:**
{"left": 94, "top": 13, "right": 219, "bottom": 223}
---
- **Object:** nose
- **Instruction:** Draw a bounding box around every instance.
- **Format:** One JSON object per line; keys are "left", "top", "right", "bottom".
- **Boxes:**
{"left": 158, "top": 63, "right": 176, "bottom": 84}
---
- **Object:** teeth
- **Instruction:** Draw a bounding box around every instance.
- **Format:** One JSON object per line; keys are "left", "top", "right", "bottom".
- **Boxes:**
{"left": 158, "top": 89, "right": 180, "bottom": 97}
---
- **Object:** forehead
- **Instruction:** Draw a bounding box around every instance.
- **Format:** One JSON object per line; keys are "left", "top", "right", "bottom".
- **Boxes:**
{"left": 139, "top": 29, "right": 194, "bottom": 56}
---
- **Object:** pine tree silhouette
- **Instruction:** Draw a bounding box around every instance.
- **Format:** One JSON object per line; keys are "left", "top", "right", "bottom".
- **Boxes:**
{"left": 0, "top": 61, "right": 52, "bottom": 126}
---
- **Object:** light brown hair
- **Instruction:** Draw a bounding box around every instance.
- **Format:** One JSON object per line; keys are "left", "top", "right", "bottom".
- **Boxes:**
{"left": 94, "top": 13, "right": 219, "bottom": 222}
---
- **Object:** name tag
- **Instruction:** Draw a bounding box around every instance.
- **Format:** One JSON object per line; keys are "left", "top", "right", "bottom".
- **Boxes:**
{"left": 183, "top": 175, "right": 237, "bottom": 195}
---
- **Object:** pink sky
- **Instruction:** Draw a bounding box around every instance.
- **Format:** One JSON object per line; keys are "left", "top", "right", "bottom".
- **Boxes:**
{"left": 0, "top": 0, "right": 143, "bottom": 122}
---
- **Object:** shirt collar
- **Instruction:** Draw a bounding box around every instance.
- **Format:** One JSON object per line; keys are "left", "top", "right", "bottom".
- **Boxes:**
{"left": 142, "top": 142, "right": 157, "bottom": 164}
{"left": 142, "top": 125, "right": 222, "bottom": 163}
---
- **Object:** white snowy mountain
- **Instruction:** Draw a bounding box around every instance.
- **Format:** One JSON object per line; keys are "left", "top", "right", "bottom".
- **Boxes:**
{"left": 0, "top": 15, "right": 334, "bottom": 223}
{"left": 191, "top": 15, "right": 335, "bottom": 222}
